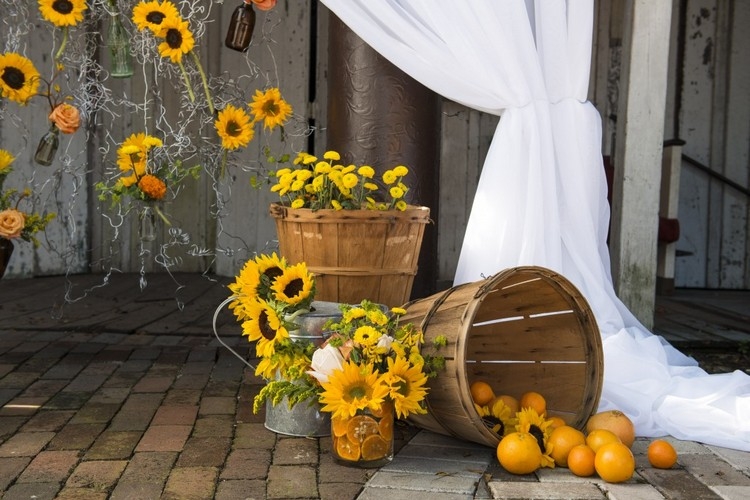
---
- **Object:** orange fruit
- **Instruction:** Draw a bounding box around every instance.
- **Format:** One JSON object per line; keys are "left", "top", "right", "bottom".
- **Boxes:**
{"left": 648, "top": 439, "right": 677, "bottom": 469}
{"left": 378, "top": 411, "right": 394, "bottom": 441}
{"left": 346, "top": 415, "right": 380, "bottom": 444}
{"left": 496, "top": 432, "right": 542, "bottom": 475}
{"left": 567, "top": 444, "right": 596, "bottom": 477}
{"left": 494, "top": 394, "right": 520, "bottom": 414}
{"left": 332, "top": 416, "right": 348, "bottom": 437}
{"left": 547, "top": 425, "right": 586, "bottom": 467}
{"left": 470, "top": 381, "right": 495, "bottom": 406}
{"left": 585, "top": 428, "right": 621, "bottom": 453}
{"left": 585, "top": 410, "right": 636, "bottom": 448}
{"left": 547, "top": 416, "right": 567, "bottom": 429}
{"left": 594, "top": 441, "right": 635, "bottom": 483}
{"left": 361, "top": 434, "right": 391, "bottom": 461}
{"left": 334, "top": 434, "right": 361, "bottom": 461}
{"left": 519, "top": 391, "right": 546, "bottom": 416}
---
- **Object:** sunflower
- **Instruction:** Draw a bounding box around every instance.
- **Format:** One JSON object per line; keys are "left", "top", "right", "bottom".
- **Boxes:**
{"left": 249, "top": 87, "right": 293, "bottom": 130}
{"left": 0, "top": 53, "right": 40, "bottom": 105}
{"left": 228, "top": 260, "right": 263, "bottom": 319}
{"left": 0, "top": 149, "right": 14, "bottom": 173}
{"left": 270, "top": 263, "right": 314, "bottom": 306}
{"left": 137, "top": 174, "right": 167, "bottom": 200}
{"left": 255, "top": 252, "right": 287, "bottom": 286}
{"left": 242, "top": 299, "right": 289, "bottom": 358}
{"left": 132, "top": 0, "right": 181, "bottom": 32}
{"left": 515, "top": 407, "right": 556, "bottom": 468}
{"left": 38, "top": 0, "right": 88, "bottom": 27}
{"left": 475, "top": 398, "right": 514, "bottom": 438}
{"left": 155, "top": 16, "right": 195, "bottom": 63}
{"left": 385, "top": 356, "right": 428, "bottom": 418}
{"left": 320, "top": 361, "right": 390, "bottom": 419}
{"left": 215, "top": 104, "right": 254, "bottom": 150}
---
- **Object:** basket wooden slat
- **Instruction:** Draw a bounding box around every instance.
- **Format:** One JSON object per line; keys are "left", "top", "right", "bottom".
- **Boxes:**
{"left": 270, "top": 203, "right": 430, "bottom": 307}
{"left": 403, "top": 266, "right": 603, "bottom": 448}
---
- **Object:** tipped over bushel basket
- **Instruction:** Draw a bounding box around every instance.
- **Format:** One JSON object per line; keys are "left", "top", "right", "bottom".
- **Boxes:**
{"left": 270, "top": 203, "right": 430, "bottom": 307}
{"left": 403, "top": 266, "right": 603, "bottom": 448}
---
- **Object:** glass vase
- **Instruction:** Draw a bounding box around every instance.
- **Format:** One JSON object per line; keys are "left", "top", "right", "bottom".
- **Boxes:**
{"left": 139, "top": 206, "right": 156, "bottom": 242}
{"left": 34, "top": 124, "right": 60, "bottom": 166}
{"left": 107, "top": 12, "right": 133, "bottom": 78}
{"left": 0, "top": 238, "right": 14, "bottom": 278}
{"left": 225, "top": 0, "right": 256, "bottom": 52}
{"left": 331, "top": 401, "right": 394, "bottom": 468}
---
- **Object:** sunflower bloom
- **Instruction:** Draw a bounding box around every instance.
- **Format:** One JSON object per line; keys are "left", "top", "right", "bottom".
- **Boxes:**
{"left": 515, "top": 408, "right": 556, "bottom": 468}
{"left": 215, "top": 104, "right": 254, "bottom": 150}
{"left": 137, "top": 174, "right": 167, "bottom": 200}
{"left": 38, "top": 0, "right": 88, "bottom": 27}
{"left": 155, "top": 16, "right": 195, "bottom": 63}
{"left": 242, "top": 300, "right": 289, "bottom": 358}
{"left": 249, "top": 87, "right": 293, "bottom": 130}
{"left": 271, "top": 263, "right": 314, "bottom": 306}
{"left": 0, "top": 149, "right": 14, "bottom": 172}
{"left": 475, "top": 399, "right": 514, "bottom": 438}
{"left": 132, "top": 0, "right": 181, "bottom": 32}
{"left": 384, "top": 356, "right": 428, "bottom": 418}
{"left": 320, "top": 361, "right": 390, "bottom": 419}
{"left": 0, "top": 53, "right": 40, "bottom": 105}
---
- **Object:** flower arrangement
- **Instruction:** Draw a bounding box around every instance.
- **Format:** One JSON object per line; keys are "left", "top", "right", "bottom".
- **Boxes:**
{"left": 269, "top": 150, "right": 412, "bottom": 211}
{"left": 0, "top": 150, "right": 56, "bottom": 246}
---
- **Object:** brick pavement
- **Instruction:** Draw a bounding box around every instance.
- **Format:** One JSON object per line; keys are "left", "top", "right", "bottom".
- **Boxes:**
{"left": 1, "top": 328, "right": 750, "bottom": 499}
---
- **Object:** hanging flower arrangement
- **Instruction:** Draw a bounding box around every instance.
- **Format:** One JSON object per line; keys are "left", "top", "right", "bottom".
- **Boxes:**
{"left": 0, "top": 52, "right": 41, "bottom": 105}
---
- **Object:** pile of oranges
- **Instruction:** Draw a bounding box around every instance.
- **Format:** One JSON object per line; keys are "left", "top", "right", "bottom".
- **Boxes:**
{"left": 470, "top": 380, "right": 679, "bottom": 482}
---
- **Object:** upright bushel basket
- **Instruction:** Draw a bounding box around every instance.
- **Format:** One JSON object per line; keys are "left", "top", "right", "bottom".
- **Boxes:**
{"left": 403, "top": 266, "right": 603, "bottom": 447}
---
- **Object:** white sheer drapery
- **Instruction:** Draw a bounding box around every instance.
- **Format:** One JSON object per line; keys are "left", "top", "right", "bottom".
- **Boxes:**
{"left": 320, "top": 0, "right": 750, "bottom": 451}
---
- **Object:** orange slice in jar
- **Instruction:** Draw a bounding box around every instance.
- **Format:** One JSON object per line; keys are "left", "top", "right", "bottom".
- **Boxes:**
{"left": 346, "top": 415, "right": 380, "bottom": 444}
{"left": 361, "top": 434, "right": 391, "bottom": 461}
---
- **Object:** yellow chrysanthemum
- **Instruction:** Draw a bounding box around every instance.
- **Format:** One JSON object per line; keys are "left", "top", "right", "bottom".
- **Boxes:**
{"left": 241, "top": 299, "right": 289, "bottom": 358}
{"left": 515, "top": 407, "right": 556, "bottom": 468}
{"left": 0, "top": 149, "right": 14, "bottom": 172}
{"left": 320, "top": 361, "right": 389, "bottom": 419}
{"left": 249, "top": 87, "right": 293, "bottom": 130}
{"left": 357, "top": 165, "right": 375, "bottom": 179}
{"left": 270, "top": 263, "right": 314, "bottom": 306}
{"left": 137, "top": 174, "right": 167, "bottom": 200}
{"left": 132, "top": 0, "right": 181, "bottom": 32}
{"left": 156, "top": 16, "right": 194, "bottom": 63}
{"left": 353, "top": 326, "right": 380, "bottom": 347}
{"left": 392, "top": 165, "right": 409, "bottom": 177}
{"left": 215, "top": 104, "right": 254, "bottom": 150}
{"left": 385, "top": 356, "right": 428, "bottom": 419}
{"left": 0, "top": 53, "right": 40, "bottom": 105}
{"left": 116, "top": 132, "right": 161, "bottom": 185}
{"left": 38, "top": 0, "right": 88, "bottom": 27}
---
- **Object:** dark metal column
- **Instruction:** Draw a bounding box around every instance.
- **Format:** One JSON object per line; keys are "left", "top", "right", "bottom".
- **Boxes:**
{"left": 326, "top": 13, "right": 440, "bottom": 299}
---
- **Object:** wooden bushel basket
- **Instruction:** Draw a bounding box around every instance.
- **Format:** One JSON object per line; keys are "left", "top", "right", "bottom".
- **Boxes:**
{"left": 270, "top": 203, "right": 430, "bottom": 307}
{"left": 403, "top": 266, "right": 603, "bottom": 448}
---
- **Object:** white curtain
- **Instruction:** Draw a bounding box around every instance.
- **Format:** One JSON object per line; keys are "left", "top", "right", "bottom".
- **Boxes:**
{"left": 320, "top": 0, "right": 750, "bottom": 451}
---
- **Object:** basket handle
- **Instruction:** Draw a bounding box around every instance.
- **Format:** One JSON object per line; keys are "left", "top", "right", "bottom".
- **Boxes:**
{"left": 212, "top": 296, "right": 257, "bottom": 371}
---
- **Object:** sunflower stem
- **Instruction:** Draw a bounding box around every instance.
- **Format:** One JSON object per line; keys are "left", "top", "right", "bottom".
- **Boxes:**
{"left": 190, "top": 50, "right": 214, "bottom": 115}
{"left": 55, "top": 27, "right": 69, "bottom": 61}
{"left": 220, "top": 149, "right": 228, "bottom": 179}
{"left": 177, "top": 60, "right": 195, "bottom": 103}
{"left": 153, "top": 205, "right": 171, "bottom": 226}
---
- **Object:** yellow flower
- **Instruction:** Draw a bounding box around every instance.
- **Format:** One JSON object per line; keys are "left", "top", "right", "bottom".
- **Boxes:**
{"left": 215, "top": 104, "right": 254, "bottom": 150}
{"left": 515, "top": 408, "right": 556, "bottom": 468}
{"left": 342, "top": 173, "right": 358, "bottom": 189}
{"left": 271, "top": 263, "right": 314, "bottom": 306}
{"left": 291, "top": 198, "right": 304, "bottom": 209}
{"left": 323, "top": 150, "right": 340, "bottom": 161}
{"left": 395, "top": 200, "right": 407, "bottom": 211}
{"left": 0, "top": 149, "right": 14, "bottom": 172}
{"left": 137, "top": 174, "right": 167, "bottom": 200}
{"left": 242, "top": 299, "right": 289, "bottom": 358}
{"left": 38, "top": 0, "right": 88, "bottom": 27}
{"left": 475, "top": 399, "right": 514, "bottom": 438}
{"left": 391, "top": 307, "right": 407, "bottom": 316}
{"left": 382, "top": 170, "right": 397, "bottom": 185}
{"left": 353, "top": 326, "right": 380, "bottom": 347}
{"left": 132, "top": 0, "right": 181, "bottom": 32}
{"left": 249, "top": 87, "right": 293, "bottom": 130}
{"left": 156, "top": 16, "right": 195, "bottom": 63}
{"left": 0, "top": 52, "right": 40, "bottom": 105}
{"left": 389, "top": 186, "right": 404, "bottom": 199}
{"left": 357, "top": 165, "right": 375, "bottom": 178}
{"left": 319, "top": 361, "right": 389, "bottom": 419}
{"left": 385, "top": 356, "right": 429, "bottom": 419}
{"left": 393, "top": 165, "right": 409, "bottom": 177}
{"left": 331, "top": 200, "right": 342, "bottom": 211}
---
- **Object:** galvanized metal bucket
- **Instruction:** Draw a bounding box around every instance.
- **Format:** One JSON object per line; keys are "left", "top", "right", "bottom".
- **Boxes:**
{"left": 263, "top": 301, "right": 343, "bottom": 437}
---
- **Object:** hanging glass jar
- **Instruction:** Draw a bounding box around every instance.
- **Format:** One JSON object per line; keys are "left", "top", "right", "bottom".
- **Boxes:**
{"left": 107, "top": 10, "right": 133, "bottom": 77}
{"left": 34, "top": 124, "right": 60, "bottom": 166}
{"left": 331, "top": 400, "right": 395, "bottom": 468}
{"left": 225, "top": 0, "right": 256, "bottom": 52}
{"left": 139, "top": 205, "right": 157, "bottom": 242}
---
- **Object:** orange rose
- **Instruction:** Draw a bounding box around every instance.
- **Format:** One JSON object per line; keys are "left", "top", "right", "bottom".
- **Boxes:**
{"left": 0, "top": 209, "right": 25, "bottom": 239}
{"left": 252, "top": 0, "right": 276, "bottom": 11}
{"left": 49, "top": 103, "right": 81, "bottom": 134}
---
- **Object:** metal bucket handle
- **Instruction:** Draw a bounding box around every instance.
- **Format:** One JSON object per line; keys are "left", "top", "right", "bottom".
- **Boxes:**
{"left": 212, "top": 295, "right": 257, "bottom": 371}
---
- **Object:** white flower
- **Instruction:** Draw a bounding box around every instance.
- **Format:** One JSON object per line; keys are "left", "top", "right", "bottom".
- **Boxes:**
{"left": 376, "top": 334, "right": 393, "bottom": 351}
{"left": 307, "top": 344, "right": 344, "bottom": 384}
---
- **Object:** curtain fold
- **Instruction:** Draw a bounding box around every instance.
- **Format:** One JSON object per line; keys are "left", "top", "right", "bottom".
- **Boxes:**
{"left": 320, "top": 0, "right": 750, "bottom": 451}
